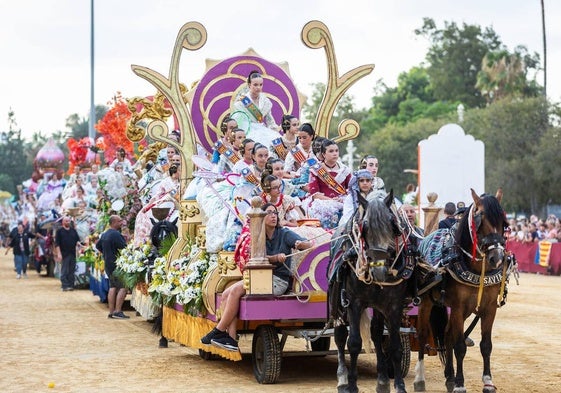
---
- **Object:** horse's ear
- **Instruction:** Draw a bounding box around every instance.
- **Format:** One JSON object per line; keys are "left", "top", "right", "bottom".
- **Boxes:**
{"left": 150, "top": 218, "right": 157, "bottom": 226}
{"left": 384, "top": 189, "right": 394, "bottom": 208}
{"left": 470, "top": 188, "right": 481, "bottom": 207}
{"left": 495, "top": 188, "right": 503, "bottom": 203}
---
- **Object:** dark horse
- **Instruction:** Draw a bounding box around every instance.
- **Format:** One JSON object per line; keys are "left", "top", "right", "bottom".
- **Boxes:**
{"left": 149, "top": 216, "right": 178, "bottom": 348}
{"left": 414, "top": 189, "right": 511, "bottom": 393}
{"left": 149, "top": 217, "right": 178, "bottom": 250}
{"left": 329, "top": 191, "right": 413, "bottom": 393}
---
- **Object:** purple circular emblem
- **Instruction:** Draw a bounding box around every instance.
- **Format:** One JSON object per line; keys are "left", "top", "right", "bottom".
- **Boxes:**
{"left": 190, "top": 55, "right": 300, "bottom": 152}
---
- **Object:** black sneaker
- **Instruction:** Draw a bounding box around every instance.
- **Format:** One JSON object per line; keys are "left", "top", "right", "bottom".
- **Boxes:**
{"left": 107, "top": 313, "right": 114, "bottom": 319}
{"left": 112, "top": 311, "right": 130, "bottom": 319}
{"left": 201, "top": 328, "right": 228, "bottom": 345}
{"left": 211, "top": 335, "right": 239, "bottom": 351}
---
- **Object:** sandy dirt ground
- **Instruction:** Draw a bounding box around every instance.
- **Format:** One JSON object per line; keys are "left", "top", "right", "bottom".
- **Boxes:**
{"left": 1, "top": 253, "right": 560, "bottom": 393}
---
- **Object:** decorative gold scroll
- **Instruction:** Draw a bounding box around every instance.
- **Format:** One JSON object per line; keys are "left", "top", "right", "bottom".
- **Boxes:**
{"left": 131, "top": 21, "right": 208, "bottom": 192}
{"left": 301, "top": 20, "right": 375, "bottom": 142}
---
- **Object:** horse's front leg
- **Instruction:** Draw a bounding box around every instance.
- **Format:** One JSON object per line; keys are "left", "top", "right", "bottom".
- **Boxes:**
{"left": 447, "top": 310, "right": 467, "bottom": 393}
{"left": 480, "top": 305, "right": 498, "bottom": 393}
{"left": 413, "top": 300, "right": 432, "bottom": 392}
{"left": 334, "top": 324, "right": 349, "bottom": 393}
{"left": 370, "top": 310, "right": 391, "bottom": 393}
{"left": 345, "top": 305, "right": 363, "bottom": 393}
{"left": 387, "top": 309, "right": 407, "bottom": 393}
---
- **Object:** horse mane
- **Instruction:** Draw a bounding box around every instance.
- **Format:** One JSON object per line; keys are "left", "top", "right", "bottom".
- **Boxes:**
{"left": 363, "top": 197, "right": 395, "bottom": 248}
{"left": 456, "top": 194, "right": 504, "bottom": 251}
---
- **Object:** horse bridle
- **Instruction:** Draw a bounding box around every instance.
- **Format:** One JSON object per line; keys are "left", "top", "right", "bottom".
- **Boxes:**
{"left": 358, "top": 203, "right": 408, "bottom": 281}
{"left": 461, "top": 204, "right": 506, "bottom": 263}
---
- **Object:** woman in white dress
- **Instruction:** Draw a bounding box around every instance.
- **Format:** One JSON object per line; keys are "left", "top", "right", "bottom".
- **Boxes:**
{"left": 231, "top": 70, "right": 280, "bottom": 148}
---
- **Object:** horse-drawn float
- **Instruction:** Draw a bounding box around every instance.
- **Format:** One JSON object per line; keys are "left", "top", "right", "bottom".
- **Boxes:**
{"left": 123, "top": 19, "right": 517, "bottom": 393}
{"left": 122, "top": 19, "right": 422, "bottom": 385}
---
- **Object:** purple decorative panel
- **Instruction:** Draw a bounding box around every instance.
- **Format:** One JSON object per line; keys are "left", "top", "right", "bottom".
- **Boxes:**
{"left": 191, "top": 55, "right": 301, "bottom": 152}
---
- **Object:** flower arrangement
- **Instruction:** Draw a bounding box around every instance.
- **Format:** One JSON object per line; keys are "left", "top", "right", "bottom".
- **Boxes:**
{"left": 77, "top": 236, "right": 103, "bottom": 269}
{"left": 114, "top": 242, "right": 152, "bottom": 289}
{"left": 148, "top": 244, "right": 215, "bottom": 316}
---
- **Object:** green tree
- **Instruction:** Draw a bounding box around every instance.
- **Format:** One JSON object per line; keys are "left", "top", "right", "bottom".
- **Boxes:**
{"left": 362, "top": 67, "right": 458, "bottom": 135}
{"left": 0, "top": 110, "right": 33, "bottom": 193}
{"left": 66, "top": 105, "right": 108, "bottom": 139}
{"left": 415, "top": 18, "right": 503, "bottom": 108}
{"left": 476, "top": 46, "right": 542, "bottom": 104}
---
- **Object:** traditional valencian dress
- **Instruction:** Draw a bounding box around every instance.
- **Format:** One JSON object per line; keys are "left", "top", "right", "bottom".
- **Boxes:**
{"left": 306, "top": 163, "right": 352, "bottom": 230}
{"left": 231, "top": 92, "right": 279, "bottom": 148}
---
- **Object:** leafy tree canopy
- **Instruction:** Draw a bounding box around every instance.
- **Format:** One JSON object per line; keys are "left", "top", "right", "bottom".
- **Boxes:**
{"left": 415, "top": 17, "right": 503, "bottom": 108}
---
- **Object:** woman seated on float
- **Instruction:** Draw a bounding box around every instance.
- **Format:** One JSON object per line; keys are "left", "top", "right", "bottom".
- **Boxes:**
{"left": 306, "top": 139, "right": 351, "bottom": 230}
{"left": 231, "top": 139, "right": 255, "bottom": 175}
{"left": 284, "top": 123, "right": 316, "bottom": 199}
{"left": 231, "top": 70, "right": 280, "bottom": 148}
{"left": 340, "top": 169, "right": 384, "bottom": 225}
{"left": 358, "top": 154, "right": 385, "bottom": 193}
{"left": 260, "top": 174, "right": 302, "bottom": 227}
{"left": 200, "top": 203, "right": 313, "bottom": 352}
{"left": 212, "top": 115, "right": 238, "bottom": 174}
{"left": 133, "top": 165, "right": 180, "bottom": 247}
{"left": 216, "top": 127, "right": 246, "bottom": 175}
{"left": 270, "top": 114, "right": 299, "bottom": 161}
{"left": 265, "top": 157, "right": 298, "bottom": 201}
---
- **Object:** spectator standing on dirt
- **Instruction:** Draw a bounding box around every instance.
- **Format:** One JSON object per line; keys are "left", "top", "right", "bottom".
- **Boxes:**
{"left": 96, "top": 215, "right": 129, "bottom": 319}
{"left": 5, "top": 222, "right": 35, "bottom": 279}
{"left": 54, "top": 216, "right": 81, "bottom": 291}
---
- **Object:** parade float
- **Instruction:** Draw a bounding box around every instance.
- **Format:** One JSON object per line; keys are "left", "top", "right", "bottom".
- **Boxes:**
{"left": 111, "top": 20, "right": 391, "bottom": 383}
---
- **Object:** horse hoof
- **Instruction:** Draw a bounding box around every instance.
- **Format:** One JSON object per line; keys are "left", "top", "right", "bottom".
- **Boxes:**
{"left": 414, "top": 381, "right": 426, "bottom": 392}
{"left": 376, "top": 380, "right": 390, "bottom": 393}
{"left": 337, "top": 384, "right": 349, "bottom": 393}
{"left": 159, "top": 337, "right": 168, "bottom": 348}
{"left": 452, "top": 387, "right": 466, "bottom": 393}
{"left": 446, "top": 381, "right": 455, "bottom": 393}
{"left": 483, "top": 385, "right": 497, "bottom": 393}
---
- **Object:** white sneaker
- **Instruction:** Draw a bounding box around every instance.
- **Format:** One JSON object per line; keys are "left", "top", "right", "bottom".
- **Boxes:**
{"left": 16, "top": 274, "right": 21, "bottom": 279}
{"left": 23, "top": 273, "right": 28, "bottom": 278}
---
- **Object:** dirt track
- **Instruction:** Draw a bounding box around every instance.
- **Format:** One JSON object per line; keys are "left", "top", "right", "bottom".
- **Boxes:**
{"left": 1, "top": 253, "right": 560, "bottom": 392}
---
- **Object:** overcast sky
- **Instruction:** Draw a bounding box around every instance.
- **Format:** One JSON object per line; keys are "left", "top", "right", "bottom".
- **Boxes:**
{"left": 1, "top": 0, "right": 558, "bottom": 139}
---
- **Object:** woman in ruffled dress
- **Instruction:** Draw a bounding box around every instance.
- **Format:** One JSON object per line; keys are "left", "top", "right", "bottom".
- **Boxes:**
{"left": 270, "top": 114, "right": 299, "bottom": 160}
{"left": 306, "top": 139, "right": 351, "bottom": 230}
{"left": 284, "top": 123, "right": 316, "bottom": 199}
{"left": 231, "top": 70, "right": 280, "bottom": 148}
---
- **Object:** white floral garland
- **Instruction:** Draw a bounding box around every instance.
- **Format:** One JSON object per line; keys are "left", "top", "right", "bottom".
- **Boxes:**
{"left": 148, "top": 246, "right": 216, "bottom": 316}
{"left": 115, "top": 242, "right": 152, "bottom": 274}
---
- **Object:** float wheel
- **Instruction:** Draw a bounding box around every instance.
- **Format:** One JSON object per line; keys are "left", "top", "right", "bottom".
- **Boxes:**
{"left": 252, "top": 325, "right": 281, "bottom": 384}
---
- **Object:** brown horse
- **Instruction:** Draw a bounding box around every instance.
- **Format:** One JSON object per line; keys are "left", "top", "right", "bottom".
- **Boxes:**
{"left": 414, "top": 189, "right": 512, "bottom": 393}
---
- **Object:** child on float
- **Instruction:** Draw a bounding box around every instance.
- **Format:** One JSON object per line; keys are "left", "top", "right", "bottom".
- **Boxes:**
{"left": 305, "top": 138, "right": 352, "bottom": 230}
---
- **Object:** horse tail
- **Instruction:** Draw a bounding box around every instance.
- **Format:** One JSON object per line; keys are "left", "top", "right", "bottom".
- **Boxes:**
{"left": 429, "top": 305, "right": 448, "bottom": 366}
{"left": 360, "top": 309, "right": 374, "bottom": 353}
